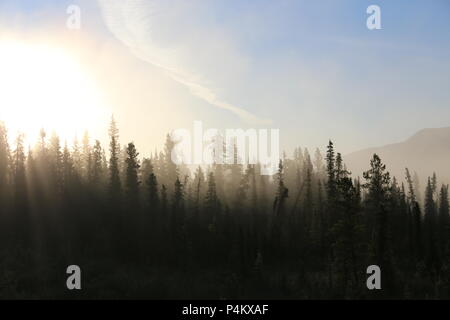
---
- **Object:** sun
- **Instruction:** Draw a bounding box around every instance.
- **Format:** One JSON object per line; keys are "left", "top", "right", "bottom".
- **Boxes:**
{"left": 0, "top": 40, "right": 109, "bottom": 145}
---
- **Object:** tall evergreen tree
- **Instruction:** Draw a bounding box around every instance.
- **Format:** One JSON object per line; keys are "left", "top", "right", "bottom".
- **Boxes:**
{"left": 82, "top": 131, "right": 92, "bottom": 181}
{"left": 413, "top": 171, "right": 422, "bottom": 205}
{"left": 72, "top": 135, "right": 82, "bottom": 174}
{"left": 326, "top": 140, "right": 337, "bottom": 228}
{"left": 193, "top": 166, "right": 205, "bottom": 219}
{"left": 0, "top": 122, "right": 10, "bottom": 207}
{"left": 108, "top": 116, "right": 122, "bottom": 204}
{"left": 125, "top": 142, "right": 141, "bottom": 209}
{"left": 12, "top": 134, "right": 28, "bottom": 233}
{"left": 163, "top": 134, "right": 178, "bottom": 193}
{"left": 146, "top": 161, "right": 159, "bottom": 214}
{"left": 332, "top": 175, "right": 364, "bottom": 298}
{"left": 92, "top": 140, "right": 104, "bottom": 187}
{"left": 62, "top": 141, "right": 76, "bottom": 194}
{"left": 438, "top": 184, "right": 449, "bottom": 256}
{"left": 273, "top": 159, "right": 288, "bottom": 218}
{"left": 160, "top": 184, "right": 168, "bottom": 226}
{"left": 205, "top": 172, "right": 220, "bottom": 225}
{"left": 424, "top": 177, "right": 438, "bottom": 271}
{"left": 363, "top": 154, "right": 393, "bottom": 296}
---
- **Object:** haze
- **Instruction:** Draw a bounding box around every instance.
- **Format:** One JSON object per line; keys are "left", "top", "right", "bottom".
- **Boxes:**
{"left": 0, "top": 0, "right": 449, "bottom": 157}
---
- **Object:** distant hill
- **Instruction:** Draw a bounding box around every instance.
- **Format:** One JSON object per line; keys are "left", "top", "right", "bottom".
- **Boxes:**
{"left": 345, "top": 127, "right": 450, "bottom": 188}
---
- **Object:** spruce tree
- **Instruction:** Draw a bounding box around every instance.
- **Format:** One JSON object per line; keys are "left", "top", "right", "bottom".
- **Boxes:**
{"left": 205, "top": 171, "right": 220, "bottom": 225}
{"left": 326, "top": 141, "right": 337, "bottom": 227}
{"left": 108, "top": 115, "right": 122, "bottom": 204}
{"left": 92, "top": 140, "right": 104, "bottom": 186}
{"left": 0, "top": 122, "right": 10, "bottom": 207}
{"left": 193, "top": 166, "right": 205, "bottom": 219}
{"left": 424, "top": 177, "right": 438, "bottom": 271}
{"left": 171, "top": 177, "right": 185, "bottom": 254}
{"left": 438, "top": 184, "right": 449, "bottom": 268}
{"left": 362, "top": 154, "right": 393, "bottom": 295}
{"left": 273, "top": 159, "right": 288, "bottom": 218}
{"left": 163, "top": 134, "right": 178, "bottom": 193}
{"left": 146, "top": 162, "right": 159, "bottom": 212}
{"left": 12, "top": 134, "right": 28, "bottom": 232}
{"left": 62, "top": 141, "right": 76, "bottom": 195}
{"left": 160, "top": 184, "right": 168, "bottom": 227}
{"left": 125, "top": 142, "right": 141, "bottom": 209}
{"left": 332, "top": 176, "right": 364, "bottom": 298}
{"left": 82, "top": 131, "right": 92, "bottom": 181}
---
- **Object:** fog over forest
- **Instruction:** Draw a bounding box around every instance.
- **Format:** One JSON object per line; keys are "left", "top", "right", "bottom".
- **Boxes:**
{"left": 0, "top": 118, "right": 449, "bottom": 299}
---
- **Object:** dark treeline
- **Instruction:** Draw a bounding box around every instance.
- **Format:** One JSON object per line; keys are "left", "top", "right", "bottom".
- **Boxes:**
{"left": 0, "top": 118, "right": 449, "bottom": 299}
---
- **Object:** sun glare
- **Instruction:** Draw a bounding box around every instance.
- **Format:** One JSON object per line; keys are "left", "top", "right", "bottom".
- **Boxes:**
{"left": 0, "top": 40, "right": 109, "bottom": 145}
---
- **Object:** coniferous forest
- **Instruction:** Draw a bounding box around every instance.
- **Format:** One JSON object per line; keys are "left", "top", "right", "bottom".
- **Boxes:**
{"left": 0, "top": 118, "right": 449, "bottom": 300}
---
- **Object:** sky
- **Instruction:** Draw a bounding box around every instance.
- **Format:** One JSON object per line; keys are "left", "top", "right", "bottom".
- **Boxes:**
{"left": 0, "top": 0, "right": 449, "bottom": 156}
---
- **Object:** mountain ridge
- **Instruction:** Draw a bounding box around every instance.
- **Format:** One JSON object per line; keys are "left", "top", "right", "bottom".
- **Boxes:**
{"left": 344, "top": 126, "right": 450, "bottom": 187}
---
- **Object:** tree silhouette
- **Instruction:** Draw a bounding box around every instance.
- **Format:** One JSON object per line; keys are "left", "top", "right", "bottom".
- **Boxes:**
{"left": 108, "top": 116, "right": 122, "bottom": 205}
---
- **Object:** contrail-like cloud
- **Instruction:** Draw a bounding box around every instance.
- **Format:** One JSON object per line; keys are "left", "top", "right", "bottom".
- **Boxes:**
{"left": 97, "top": 0, "right": 272, "bottom": 125}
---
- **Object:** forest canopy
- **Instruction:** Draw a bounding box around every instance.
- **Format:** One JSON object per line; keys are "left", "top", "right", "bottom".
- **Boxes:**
{"left": 0, "top": 118, "right": 449, "bottom": 299}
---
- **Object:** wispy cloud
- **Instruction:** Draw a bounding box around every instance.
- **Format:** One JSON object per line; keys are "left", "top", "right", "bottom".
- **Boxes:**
{"left": 97, "top": 0, "right": 272, "bottom": 125}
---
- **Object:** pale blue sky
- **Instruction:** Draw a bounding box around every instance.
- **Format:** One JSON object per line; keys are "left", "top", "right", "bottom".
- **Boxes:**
{"left": 0, "top": 0, "right": 449, "bottom": 155}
